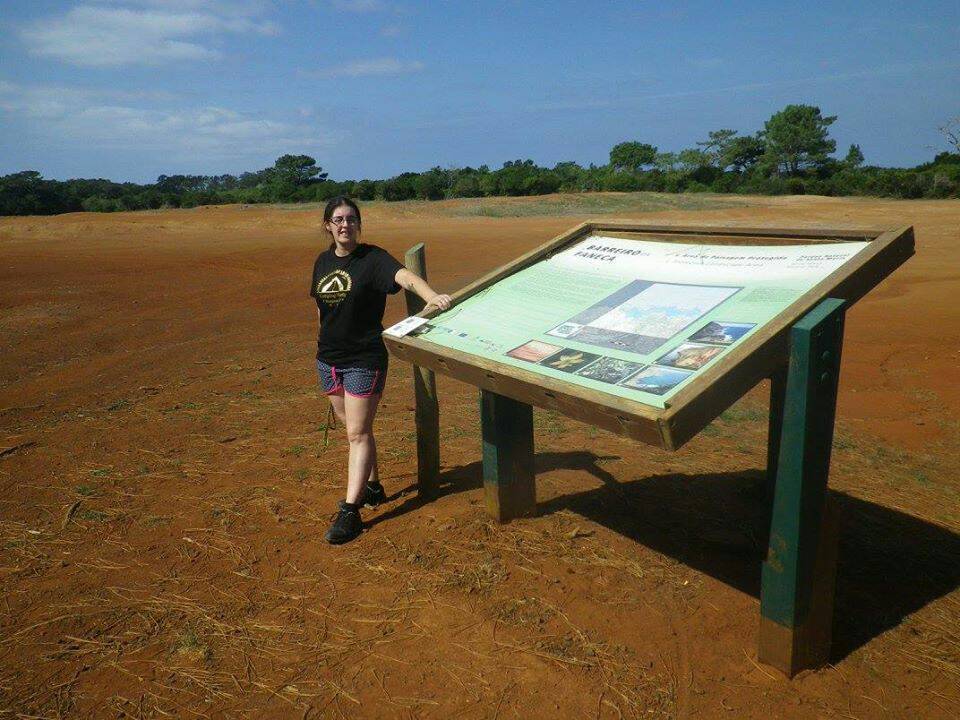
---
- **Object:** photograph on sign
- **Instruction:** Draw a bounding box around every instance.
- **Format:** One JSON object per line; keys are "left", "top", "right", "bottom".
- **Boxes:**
{"left": 547, "top": 280, "right": 740, "bottom": 353}
{"left": 689, "top": 321, "right": 756, "bottom": 345}
{"left": 505, "top": 340, "right": 563, "bottom": 362}
{"left": 620, "top": 365, "right": 692, "bottom": 395}
{"left": 656, "top": 342, "right": 726, "bottom": 370}
{"left": 574, "top": 356, "right": 646, "bottom": 384}
{"left": 398, "top": 234, "right": 871, "bottom": 408}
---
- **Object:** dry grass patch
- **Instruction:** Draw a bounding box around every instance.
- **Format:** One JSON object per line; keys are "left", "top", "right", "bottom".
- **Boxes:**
{"left": 496, "top": 602, "right": 677, "bottom": 720}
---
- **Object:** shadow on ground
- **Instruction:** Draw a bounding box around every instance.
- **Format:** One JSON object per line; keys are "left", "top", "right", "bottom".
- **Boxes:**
{"left": 377, "top": 449, "right": 960, "bottom": 663}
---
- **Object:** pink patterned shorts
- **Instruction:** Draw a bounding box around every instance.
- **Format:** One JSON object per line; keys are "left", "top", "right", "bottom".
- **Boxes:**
{"left": 316, "top": 359, "right": 386, "bottom": 397}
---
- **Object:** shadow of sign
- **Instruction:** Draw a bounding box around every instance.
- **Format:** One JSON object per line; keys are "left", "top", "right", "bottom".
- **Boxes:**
{"left": 377, "top": 450, "right": 959, "bottom": 664}
{"left": 532, "top": 455, "right": 960, "bottom": 663}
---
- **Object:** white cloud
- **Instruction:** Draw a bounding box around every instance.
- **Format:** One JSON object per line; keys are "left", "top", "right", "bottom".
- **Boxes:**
{"left": 20, "top": 2, "right": 279, "bottom": 67}
{"left": 0, "top": 81, "right": 179, "bottom": 118}
{"left": 307, "top": 57, "right": 425, "bottom": 78}
{"left": 0, "top": 81, "right": 336, "bottom": 161}
{"left": 1, "top": 84, "right": 72, "bottom": 120}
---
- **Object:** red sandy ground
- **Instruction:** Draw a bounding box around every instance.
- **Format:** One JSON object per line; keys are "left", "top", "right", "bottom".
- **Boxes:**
{"left": 0, "top": 194, "right": 958, "bottom": 719}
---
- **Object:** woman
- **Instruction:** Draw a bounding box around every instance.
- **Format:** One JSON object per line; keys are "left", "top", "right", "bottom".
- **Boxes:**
{"left": 310, "top": 196, "right": 451, "bottom": 544}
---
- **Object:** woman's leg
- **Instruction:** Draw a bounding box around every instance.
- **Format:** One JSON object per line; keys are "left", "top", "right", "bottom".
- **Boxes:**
{"left": 328, "top": 392, "right": 347, "bottom": 426}
{"left": 341, "top": 392, "right": 382, "bottom": 504}
{"left": 328, "top": 392, "right": 379, "bottom": 488}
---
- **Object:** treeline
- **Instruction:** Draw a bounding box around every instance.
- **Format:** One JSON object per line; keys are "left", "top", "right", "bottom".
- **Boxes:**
{"left": 2, "top": 104, "right": 959, "bottom": 216}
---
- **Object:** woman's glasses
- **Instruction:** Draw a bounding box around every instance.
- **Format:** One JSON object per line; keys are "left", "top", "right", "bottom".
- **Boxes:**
{"left": 329, "top": 216, "right": 360, "bottom": 226}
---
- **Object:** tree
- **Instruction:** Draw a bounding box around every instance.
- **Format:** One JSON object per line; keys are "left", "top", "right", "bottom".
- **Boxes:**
{"left": 721, "top": 135, "right": 765, "bottom": 172}
{"left": 379, "top": 172, "right": 418, "bottom": 201}
{"left": 259, "top": 155, "right": 327, "bottom": 202}
{"left": 552, "top": 161, "right": 584, "bottom": 191}
{"left": 478, "top": 172, "right": 499, "bottom": 197}
{"left": 930, "top": 151, "right": 960, "bottom": 166}
{"left": 653, "top": 152, "right": 678, "bottom": 173}
{"left": 696, "top": 129, "right": 738, "bottom": 167}
{"left": 271, "top": 154, "right": 327, "bottom": 186}
{"left": 522, "top": 171, "right": 561, "bottom": 195}
{"left": 677, "top": 148, "right": 711, "bottom": 172}
{"left": 414, "top": 167, "right": 448, "bottom": 200}
{"left": 156, "top": 174, "right": 209, "bottom": 194}
{"left": 237, "top": 171, "right": 263, "bottom": 189}
{"left": 0, "top": 171, "right": 48, "bottom": 215}
{"left": 496, "top": 159, "right": 539, "bottom": 196}
{"left": 450, "top": 172, "right": 482, "bottom": 198}
{"left": 351, "top": 179, "right": 377, "bottom": 200}
{"left": 939, "top": 116, "right": 960, "bottom": 154}
{"left": 209, "top": 174, "right": 239, "bottom": 191}
{"left": 760, "top": 104, "right": 837, "bottom": 175}
{"left": 609, "top": 142, "right": 657, "bottom": 173}
{"left": 844, "top": 144, "right": 864, "bottom": 168}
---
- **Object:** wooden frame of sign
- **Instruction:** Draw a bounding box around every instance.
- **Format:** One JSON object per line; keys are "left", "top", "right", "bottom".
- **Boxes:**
{"left": 384, "top": 221, "right": 914, "bottom": 451}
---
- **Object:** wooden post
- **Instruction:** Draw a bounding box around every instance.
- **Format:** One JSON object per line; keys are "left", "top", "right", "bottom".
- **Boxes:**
{"left": 765, "top": 363, "right": 788, "bottom": 503}
{"left": 404, "top": 243, "right": 440, "bottom": 499}
{"left": 759, "top": 298, "right": 845, "bottom": 677}
{"left": 480, "top": 390, "right": 536, "bottom": 522}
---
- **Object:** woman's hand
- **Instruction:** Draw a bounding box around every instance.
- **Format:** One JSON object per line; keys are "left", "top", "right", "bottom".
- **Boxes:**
{"left": 394, "top": 269, "right": 452, "bottom": 312}
{"left": 424, "top": 293, "right": 452, "bottom": 311}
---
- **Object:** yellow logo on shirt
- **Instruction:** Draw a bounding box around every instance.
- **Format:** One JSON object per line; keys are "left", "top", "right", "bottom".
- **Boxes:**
{"left": 315, "top": 269, "right": 351, "bottom": 305}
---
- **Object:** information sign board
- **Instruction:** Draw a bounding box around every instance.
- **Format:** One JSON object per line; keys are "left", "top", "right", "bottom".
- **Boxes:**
{"left": 384, "top": 222, "right": 914, "bottom": 450}
{"left": 408, "top": 236, "right": 868, "bottom": 408}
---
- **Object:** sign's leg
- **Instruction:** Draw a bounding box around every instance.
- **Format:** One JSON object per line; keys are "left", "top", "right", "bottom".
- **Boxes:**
{"left": 759, "top": 298, "right": 845, "bottom": 677}
{"left": 412, "top": 366, "right": 440, "bottom": 499}
{"left": 404, "top": 243, "right": 440, "bottom": 499}
{"left": 480, "top": 390, "right": 536, "bottom": 522}
{"left": 765, "top": 363, "right": 788, "bottom": 504}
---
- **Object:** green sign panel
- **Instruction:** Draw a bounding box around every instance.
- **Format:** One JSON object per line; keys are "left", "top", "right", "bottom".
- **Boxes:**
{"left": 403, "top": 235, "right": 869, "bottom": 408}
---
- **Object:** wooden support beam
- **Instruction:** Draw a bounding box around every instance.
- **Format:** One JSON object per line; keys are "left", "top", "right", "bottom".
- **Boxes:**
{"left": 480, "top": 390, "right": 536, "bottom": 522}
{"left": 404, "top": 243, "right": 440, "bottom": 499}
{"left": 759, "top": 298, "right": 845, "bottom": 677}
{"left": 765, "top": 363, "right": 788, "bottom": 504}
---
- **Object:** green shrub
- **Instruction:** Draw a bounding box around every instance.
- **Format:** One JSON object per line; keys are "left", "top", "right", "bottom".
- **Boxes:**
{"left": 785, "top": 177, "right": 806, "bottom": 195}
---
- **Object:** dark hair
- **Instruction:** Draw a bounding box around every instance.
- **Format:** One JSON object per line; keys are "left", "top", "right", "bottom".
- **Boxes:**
{"left": 323, "top": 195, "right": 361, "bottom": 226}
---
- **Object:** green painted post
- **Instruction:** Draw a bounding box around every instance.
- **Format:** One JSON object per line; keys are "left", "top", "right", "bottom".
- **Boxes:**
{"left": 765, "top": 363, "right": 788, "bottom": 503}
{"left": 404, "top": 243, "right": 440, "bottom": 499}
{"left": 480, "top": 390, "right": 536, "bottom": 522}
{"left": 759, "top": 297, "right": 845, "bottom": 676}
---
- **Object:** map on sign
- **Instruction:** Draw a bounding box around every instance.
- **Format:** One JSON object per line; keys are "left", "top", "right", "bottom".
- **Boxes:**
{"left": 547, "top": 280, "right": 740, "bottom": 354}
{"left": 400, "top": 235, "right": 870, "bottom": 408}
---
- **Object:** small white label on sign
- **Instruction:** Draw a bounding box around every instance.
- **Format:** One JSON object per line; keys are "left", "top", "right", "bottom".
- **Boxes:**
{"left": 383, "top": 316, "right": 430, "bottom": 338}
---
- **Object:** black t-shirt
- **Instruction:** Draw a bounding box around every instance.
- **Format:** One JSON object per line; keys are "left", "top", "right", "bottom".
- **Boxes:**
{"left": 310, "top": 243, "right": 404, "bottom": 368}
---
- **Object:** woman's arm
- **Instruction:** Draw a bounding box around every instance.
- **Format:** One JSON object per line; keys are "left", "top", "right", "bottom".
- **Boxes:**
{"left": 394, "top": 268, "right": 452, "bottom": 311}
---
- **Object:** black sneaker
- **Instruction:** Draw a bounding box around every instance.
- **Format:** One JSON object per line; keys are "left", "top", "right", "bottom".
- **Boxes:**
{"left": 362, "top": 482, "right": 387, "bottom": 508}
{"left": 325, "top": 501, "right": 362, "bottom": 545}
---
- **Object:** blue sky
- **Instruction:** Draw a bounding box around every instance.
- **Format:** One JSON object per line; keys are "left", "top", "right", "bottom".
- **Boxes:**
{"left": 1, "top": 0, "right": 958, "bottom": 183}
